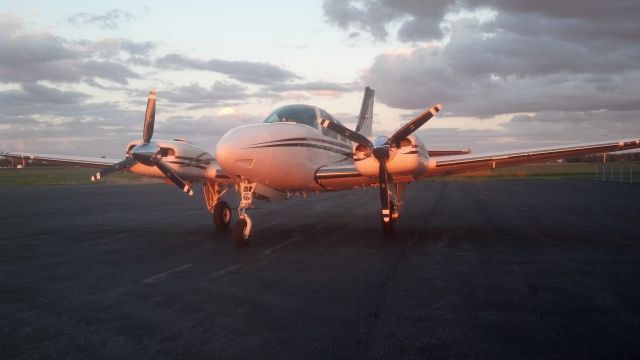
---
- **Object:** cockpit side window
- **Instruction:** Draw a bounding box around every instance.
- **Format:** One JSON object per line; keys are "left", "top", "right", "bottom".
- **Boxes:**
{"left": 263, "top": 106, "right": 318, "bottom": 129}
{"left": 319, "top": 109, "right": 339, "bottom": 139}
{"left": 319, "top": 109, "right": 351, "bottom": 143}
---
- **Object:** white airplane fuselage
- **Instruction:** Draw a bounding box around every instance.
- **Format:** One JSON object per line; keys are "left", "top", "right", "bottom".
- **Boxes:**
{"left": 217, "top": 122, "right": 352, "bottom": 191}
{"left": 215, "top": 123, "right": 431, "bottom": 192}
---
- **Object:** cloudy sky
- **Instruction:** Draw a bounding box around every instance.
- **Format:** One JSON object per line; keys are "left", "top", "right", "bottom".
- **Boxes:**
{"left": 1, "top": 0, "right": 639, "bottom": 157}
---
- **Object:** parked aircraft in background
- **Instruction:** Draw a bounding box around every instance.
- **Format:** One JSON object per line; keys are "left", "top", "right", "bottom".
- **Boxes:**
{"left": 3, "top": 87, "right": 639, "bottom": 246}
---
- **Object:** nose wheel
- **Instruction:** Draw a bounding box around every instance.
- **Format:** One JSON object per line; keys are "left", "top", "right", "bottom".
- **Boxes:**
{"left": 233, "top": 216, "right": 251, "bottom": 247}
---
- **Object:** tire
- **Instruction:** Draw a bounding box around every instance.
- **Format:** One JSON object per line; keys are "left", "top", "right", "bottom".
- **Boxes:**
{"left": 233, "top": 218, "right": 250, "bottom": 247}
{"left": 213, "top": 201, "right": 232, "bottom": 231}
{"left": 381, "top": 201, "right": 395, "bottom": 232}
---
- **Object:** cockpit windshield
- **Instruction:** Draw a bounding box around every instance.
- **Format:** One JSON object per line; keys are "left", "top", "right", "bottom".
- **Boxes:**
{"left": 263, "top": 105, "right": 318, "bottom": 129}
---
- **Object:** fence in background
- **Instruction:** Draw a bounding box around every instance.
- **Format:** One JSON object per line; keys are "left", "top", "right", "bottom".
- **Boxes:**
{"left": 595, "top": 164, "right": 637, "bottom": 183}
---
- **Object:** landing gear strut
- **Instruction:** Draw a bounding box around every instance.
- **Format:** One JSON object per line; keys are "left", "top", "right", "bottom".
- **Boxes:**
{"left": 204, "top": 182, "right": 231, "bottom": 231}
{"left": 381, "top": 183, "right": 405, "bottom": 232}
{"left": 233, "top": 180, "right": 255, "bottom": 247}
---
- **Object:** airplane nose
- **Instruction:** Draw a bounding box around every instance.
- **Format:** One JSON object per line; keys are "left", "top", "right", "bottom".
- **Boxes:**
{"left": 216, "top": 124, "right": 272, "bottom": 181}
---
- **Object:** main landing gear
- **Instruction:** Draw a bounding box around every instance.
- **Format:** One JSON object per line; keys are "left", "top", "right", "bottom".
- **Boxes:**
{"left": 204, "top": 180, "right": 256, "bottom": 247}
{"left": 204, "top": 182, "right": 232, "bottom": 230}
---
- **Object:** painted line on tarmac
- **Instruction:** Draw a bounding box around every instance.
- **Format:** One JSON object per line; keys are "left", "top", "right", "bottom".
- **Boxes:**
{"left": 209, "top": 234, "right": 306, "bottom": 279}
{"left": 260, "top": 237, "right": 302, "bottom": 256}
{"left": 210, "top": 264, "right": 242, "bottom": 278}
{"left": 142, "top": 264, "right": 193, "bottom": 284}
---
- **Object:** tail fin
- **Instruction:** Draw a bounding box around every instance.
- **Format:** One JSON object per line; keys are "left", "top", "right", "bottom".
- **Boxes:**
{"left": 355, "top": 86, "right": 375, "bottom": 137}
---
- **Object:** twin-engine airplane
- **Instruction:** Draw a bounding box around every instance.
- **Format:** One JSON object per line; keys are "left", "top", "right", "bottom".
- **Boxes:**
{"left": 4, "top": 87, "right": 640, "bottom": 246}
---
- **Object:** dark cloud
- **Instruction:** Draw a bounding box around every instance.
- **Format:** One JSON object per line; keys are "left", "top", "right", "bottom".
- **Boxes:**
{"left": 156, "top": 54, "right": 300, "bottom": 85}
{"left": 363, "top": 16, "right": 640, "bottom": 117}
{"left": 1, "top": 83, "right": 88, "bottom": 110}
{"left": 323, "top": 1, "right": 640, "bottom": 43}
{"left": 323, "top": 0, "right": 399, "bottom": 40}
{"left": 68, "top": 9, "right": 135, "bottom": 30}
{"left": 0, "top": 83, "right": 139, "bottom": 129}
{"left": 323, "top": 0, "right": 453, "bottom": 41}
{"left": 0, "top": 31, "right": 144, "bottom": 85}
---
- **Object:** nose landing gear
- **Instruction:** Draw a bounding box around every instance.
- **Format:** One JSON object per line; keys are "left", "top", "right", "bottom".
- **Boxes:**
{"left": 233, "top": 181, "right": 256, "bottom": 247}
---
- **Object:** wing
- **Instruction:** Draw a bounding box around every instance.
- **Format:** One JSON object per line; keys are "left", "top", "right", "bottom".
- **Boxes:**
{"left": 1, "top": 152, "right": 120, "bottom": 168}
{"left": 1, "top": 151, "right": 234, "bottom": 184}
{"left": 314, "top": 138, "right": 640, "bottom": 189}
{"left": 422, "top": 138, "right": 640, "bottom": 177}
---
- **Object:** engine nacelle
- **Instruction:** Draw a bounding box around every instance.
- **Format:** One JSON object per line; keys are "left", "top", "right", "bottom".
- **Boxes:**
{"left": 354, "top": 135, "right": 428, "bottom": 177}
{"left": 125, "top": 139, "right": 217, "bottom": 180}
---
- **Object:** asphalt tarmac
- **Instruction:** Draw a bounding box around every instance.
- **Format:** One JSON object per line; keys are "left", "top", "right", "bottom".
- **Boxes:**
{"left": 2, "top": 180, "right": 639, "bottom": 359}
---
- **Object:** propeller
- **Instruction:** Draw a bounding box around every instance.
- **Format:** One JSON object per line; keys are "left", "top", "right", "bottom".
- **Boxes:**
{"left": 320, "top": 103, "right": 442, "bottom": 225}
{"left": 91, "top": 157, "right": 136, "bottom": 182}
{"left": 91, "top": 88, "right": 194, "bottom": 196}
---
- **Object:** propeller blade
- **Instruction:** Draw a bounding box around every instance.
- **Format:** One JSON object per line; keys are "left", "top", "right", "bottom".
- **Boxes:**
{"left": 91, "top": 157, "right": 136, "bottom": 182}
{"left": 389, "top": 104, "right": 442, "bottom": 144}
{"left": 143, "top": 88, "right": 157, "bottom": 144}
{"left": 378, "top": 160, "right": 392, "bottom": 223}
{"left": 319, "top": 118, "right": 371, "bottom": 146}
{"left": 152, "top": 159, "right": 194, "bottom": 196}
